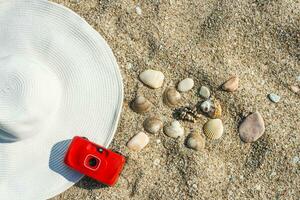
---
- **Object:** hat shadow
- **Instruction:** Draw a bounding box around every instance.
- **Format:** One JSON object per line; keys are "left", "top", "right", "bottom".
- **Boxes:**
{"left": 49, "top": 139, "right": 107, "bottom": 189}
{"left": 0, "top": 129, "right": 18, "bottom": 143}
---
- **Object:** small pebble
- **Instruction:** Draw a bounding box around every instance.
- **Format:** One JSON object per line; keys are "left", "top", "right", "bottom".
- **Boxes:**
{"left": 297, "top": 75, "right": 300, "bottom": 81}
{"left": 292, "top": 156, "right": 299, "bottom": 164}
{"left": 139, "top": 69, "right": 165, "bottom": 89}
{"left": 268, "top": 93, "right": 281, "bottom": 103}
{"left": 127, "top": 132, "right": 149, "bottom": 151}
{"left": 153, "top": 159, "right": 160, "bottom": 166}
{"left": 239, "top": 112, "right": 265, "bottom": 143}
{"left": 222, "top": 76, "right": 239, "bottom": 92}
{"left": 135, "top": 6, "right": 142, "bottom": 15}
{"left": 198, "top": 86, "right": 210, "bottom": 99}
{"left": 177, "top": 78, "right": 194, "bottom": 92}
{"left": 291, "top": 85, "right": 299, "bottom": 93}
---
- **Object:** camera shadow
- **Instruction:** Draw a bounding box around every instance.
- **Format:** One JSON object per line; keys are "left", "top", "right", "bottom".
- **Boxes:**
{"left": 75, "top": 176, "right": 108, "bottom": 189}
{"left": 49, "top": 139, "right": 83, "bottom": 182}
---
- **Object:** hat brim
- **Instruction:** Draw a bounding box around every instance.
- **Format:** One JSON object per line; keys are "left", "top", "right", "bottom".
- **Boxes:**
{"left": 0, "top": 0, "right": 123, "bottom": 199}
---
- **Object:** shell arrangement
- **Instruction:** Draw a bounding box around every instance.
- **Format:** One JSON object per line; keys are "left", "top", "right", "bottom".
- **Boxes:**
{"left": 127, "top": 70, "right": 262, "bottom": 153}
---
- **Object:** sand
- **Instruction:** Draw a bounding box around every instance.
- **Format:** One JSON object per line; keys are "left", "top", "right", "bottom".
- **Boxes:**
{"left": 51, "top": 0, "right": 300, "bottom": 199}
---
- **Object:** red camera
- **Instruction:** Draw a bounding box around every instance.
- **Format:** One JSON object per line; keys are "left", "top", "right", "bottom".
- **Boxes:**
{"left": 64, "top": 136, "right": 126, "bottom": 186}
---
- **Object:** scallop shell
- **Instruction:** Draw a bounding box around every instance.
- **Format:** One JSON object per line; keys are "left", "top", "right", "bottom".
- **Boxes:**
{"left": 186, "top": 132, "right": 205, "bottom": 151}
{"left": 203, "top": 119, "right": 224, "bottom": 140}
{"left": 131, "top": 96, "right": 152, "bottom": 113}
{"left": 163, "top": 88, "right": 181, "bottom": 107}
{"left": 143, "top": 117, "right": 163, "bottom": 134}
{"left": 164, "top": 120, "right": 184, "bottom": 138}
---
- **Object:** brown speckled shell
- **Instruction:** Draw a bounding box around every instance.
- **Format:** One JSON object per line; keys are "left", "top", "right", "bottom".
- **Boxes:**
{"left": 163, "top": 88, "right": 181, "bottom": 107}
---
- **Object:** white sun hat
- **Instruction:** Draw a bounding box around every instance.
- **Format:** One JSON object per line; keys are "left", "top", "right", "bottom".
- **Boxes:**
{"left": 0, "top": 0, "right": 123, "bottom": 199}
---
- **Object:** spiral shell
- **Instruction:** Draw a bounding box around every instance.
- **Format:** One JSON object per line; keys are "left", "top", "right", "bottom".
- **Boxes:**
{"left": 143, "top": 117, "right": 163, "bottom": 134}
{"left": 203, "top": 119, "right": 224, "bottom": 140}
{"left": 186, "top": 132, "right": 205, "bottom": 151}
{"left": 131, "top": 96, "right": 152, "bottom": 113}
{"left": 163, "top": 88, "right": 181, "bottom": 107}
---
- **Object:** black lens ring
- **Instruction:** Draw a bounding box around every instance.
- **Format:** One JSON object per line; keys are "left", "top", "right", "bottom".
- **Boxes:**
{"left": 88, "top": 157, "right": 98, "bottom": 167}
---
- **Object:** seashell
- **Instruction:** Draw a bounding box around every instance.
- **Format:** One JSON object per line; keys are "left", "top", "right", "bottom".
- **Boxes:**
{"left": 186, "top": 132, "right": 205, "bottom": 151}
{"left": 199, "top": 99, "right": 222, "bottom": 118}
{"left": 203, "top": 119, "right": 224, "bottom": 140}
{"left": 163, "top": 88, "right": 181, "bottom": 107}
{"left": 139, "top": 69, "right": 165, "bottom": 89}
{"left": 127, "top": 132, "right": 149, "bottom": 151}
{"left": 239, "top": 112, "right": 265, "bottom": 143}
{"left": 208, "top": 100, "right": 222, "bottom": 119}
{"left": 222, "top": 76, "right": 239, "bottom": 92}
{"left": 143, "top": 117, "right": 163, "bottom": 134}
{"left": 131, "top": 96, "right": 152, "bottom": 113}
{"left": 200, "top": 100, "right": 212, "bottom": 113}
{"left": 268, "top": 93, "right": 281, "bottom": 103}
{"left": 177, "top": 78, "right": 194, "bottom": 92}
{"left": 164, "top": 120, "right": 184, "bottom": 138}
{"left": 198, "top": 86, "right": 210, "bottom": 99}
{"left": 135, "top": 6, "right": 142, "bottom": 15}
{"left": 179, "top": 106, "right": 201, "bottom": 122}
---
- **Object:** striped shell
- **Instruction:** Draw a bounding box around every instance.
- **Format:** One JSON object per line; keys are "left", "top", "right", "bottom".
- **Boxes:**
{"left": 163, "top": 88, "right": 181, "bottom": 107}
{"left": 203, "top": 119, "right": 224, "bottom": 140}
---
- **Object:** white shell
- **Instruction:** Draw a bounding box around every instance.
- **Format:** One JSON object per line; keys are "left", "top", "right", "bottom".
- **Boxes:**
{"left": 131, "top": 96, "right": 152, "bottom": 113}
{"left": 127, "top": 132, "right": 149, "bottom": 151}
{"left": 135, "top": 6, "right": 142, "bottom": 15}
{"left": 164, "top": 120, "right": 184, "bottom": 138}
{"left": 177, "top": 78, "right": 194, "bottom": 92}
{"left": 200, "top": 100, "right": 212, "bottom": 113}
{"left": 199, "top": 86, "right": 210, "bottom": 99}
{"left": 163, "top": 88, "right": 181, "bottom": 107}
{"left": 186, "top": 133, "right": 205, "bottom": 151}
{"left": 143, "top": 117, "right": 163, "bottom": 134}
{"left": 203, "top": 119, "right": 224, "bottom": 140}
{"left": 139, "top": 69, "right": 165, "bottom": 89}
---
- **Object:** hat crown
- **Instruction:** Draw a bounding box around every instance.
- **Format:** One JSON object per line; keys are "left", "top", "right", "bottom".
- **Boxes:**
{"left": 0, "top": 55, "right": 62, "bottom": 142}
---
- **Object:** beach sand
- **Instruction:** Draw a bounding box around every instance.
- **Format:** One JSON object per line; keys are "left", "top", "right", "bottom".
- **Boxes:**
{"left": 51, "top": 0, "right": 299, "bottom": 199}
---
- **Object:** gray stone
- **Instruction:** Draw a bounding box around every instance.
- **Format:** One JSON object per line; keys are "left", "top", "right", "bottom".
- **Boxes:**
{"left": 268, "top": 93, "right": 281, "bottom": 103}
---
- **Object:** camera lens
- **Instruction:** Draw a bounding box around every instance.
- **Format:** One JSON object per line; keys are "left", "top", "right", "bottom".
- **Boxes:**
{"left": 88, "top": 157, "right": 98, "bottom": 167}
